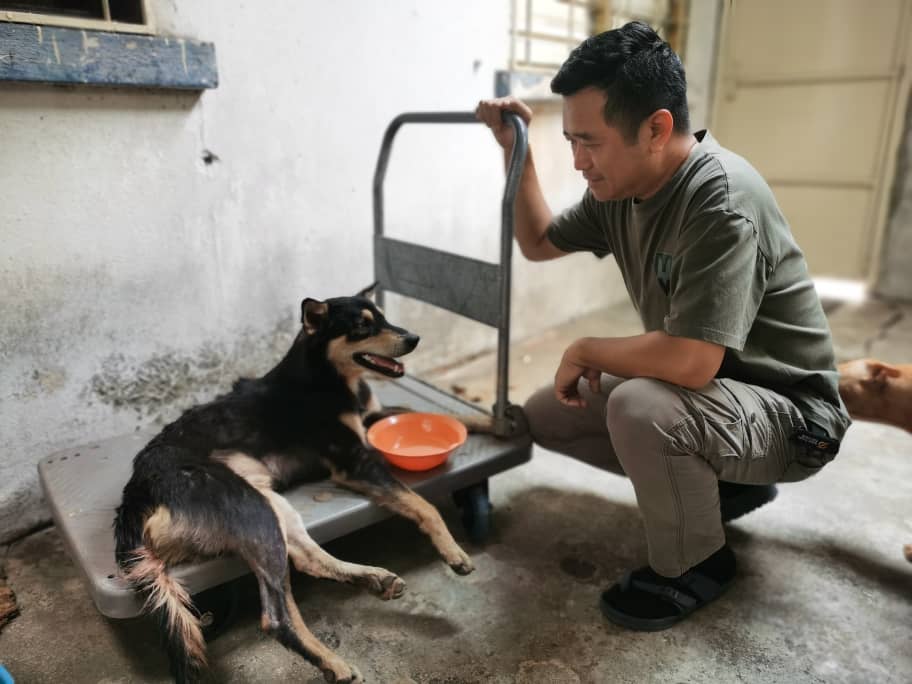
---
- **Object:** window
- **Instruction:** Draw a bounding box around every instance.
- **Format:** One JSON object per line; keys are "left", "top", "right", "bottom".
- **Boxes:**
{"left": 0, "top": 0, "right": 151, "bottom": 34}
{"left": 499, "top": 0, "right": 689, "bottom": 99}
{"left": 510, "top": 0, "right": 595, "bottom": 74}
{"left": 0, "top": 0, "right": 216, "bottom": 89}
{"left": 596, "top": 0, "right": 689, "bottom": 60}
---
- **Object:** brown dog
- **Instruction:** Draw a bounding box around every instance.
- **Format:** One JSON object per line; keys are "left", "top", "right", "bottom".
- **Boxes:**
{"left": 838, "top": 358, "right": 912, "bottom": 562}
{"left": 838, "top": 359, "right": 912, "bottom": 433}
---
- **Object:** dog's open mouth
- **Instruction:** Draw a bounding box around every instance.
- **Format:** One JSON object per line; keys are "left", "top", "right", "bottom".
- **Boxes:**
{"left": 353, "top": 352, "right": 405, "bottom": 378}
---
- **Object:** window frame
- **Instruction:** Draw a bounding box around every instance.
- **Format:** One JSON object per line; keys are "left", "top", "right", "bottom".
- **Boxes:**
{"left": 0, "top": 0, "right": 153, "bottom": 35}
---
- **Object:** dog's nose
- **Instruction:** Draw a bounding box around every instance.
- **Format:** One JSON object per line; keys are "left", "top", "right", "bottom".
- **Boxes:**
{"left": 404, "top": 333, "right": 420, "bottom": 351}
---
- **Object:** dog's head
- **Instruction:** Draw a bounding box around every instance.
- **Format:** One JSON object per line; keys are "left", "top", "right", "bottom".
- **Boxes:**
{"left": 300, "top": 283, "right": 419, "bottom": 380}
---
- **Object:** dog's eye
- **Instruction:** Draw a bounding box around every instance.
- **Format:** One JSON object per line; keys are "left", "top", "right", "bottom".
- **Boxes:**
{"left": 351, "top": 320, "right": 372, "bottom": 337}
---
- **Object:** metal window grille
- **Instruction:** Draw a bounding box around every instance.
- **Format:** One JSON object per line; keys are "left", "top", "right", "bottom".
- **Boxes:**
{"left": 509, "top": 0, "right": 689, "bottom": 74}
{"left": 596, "top": 0, "right": 689, "bottom": 58}
{"left": 0, "top": 0, "right": 151, "bottom": 34}
{"left": 510, "top": 0, "right": 595, "bottom": 73}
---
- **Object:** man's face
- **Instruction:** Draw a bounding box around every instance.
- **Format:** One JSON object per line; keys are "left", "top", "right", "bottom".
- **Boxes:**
{"left": 562, "top": 87, "right": 650, "bottom": 201}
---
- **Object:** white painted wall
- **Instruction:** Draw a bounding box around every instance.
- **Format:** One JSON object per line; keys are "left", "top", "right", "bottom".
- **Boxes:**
{"left": 0, "top": 1, "right": 633, "bottom": 542}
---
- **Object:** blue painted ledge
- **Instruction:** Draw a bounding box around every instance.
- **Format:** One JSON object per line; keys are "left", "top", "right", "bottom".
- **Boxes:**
{"left": 0, "top": 21, "right": 217, "bottom": 89}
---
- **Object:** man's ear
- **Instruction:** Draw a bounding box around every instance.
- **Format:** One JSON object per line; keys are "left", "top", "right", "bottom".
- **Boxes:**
{"left": 301, "top": 299, "right": 328, "bottom": 334}
{"left": 644, "top": 108, "right": 674, "bottom": 152}
{"left": 356, "top": 282, "right": 378, "bottom": 301}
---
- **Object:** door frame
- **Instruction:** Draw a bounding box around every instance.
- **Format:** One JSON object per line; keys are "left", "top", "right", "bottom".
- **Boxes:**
{"left": 709, "top": 0, "right": 912, "bottom": 287}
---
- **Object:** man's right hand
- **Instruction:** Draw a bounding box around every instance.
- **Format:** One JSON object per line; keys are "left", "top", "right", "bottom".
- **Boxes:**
{"left": 475, "top": 97, "right": 533, "bottom": 150}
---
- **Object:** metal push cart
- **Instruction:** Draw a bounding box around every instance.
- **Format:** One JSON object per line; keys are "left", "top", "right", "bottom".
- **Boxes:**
{"left": 37, "top": 111, "right": 532, "bottom": 633}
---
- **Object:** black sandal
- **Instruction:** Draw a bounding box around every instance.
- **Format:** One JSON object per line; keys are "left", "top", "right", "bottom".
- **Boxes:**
{"left": 600, "top": 546, "right": 736, "bottom": 631}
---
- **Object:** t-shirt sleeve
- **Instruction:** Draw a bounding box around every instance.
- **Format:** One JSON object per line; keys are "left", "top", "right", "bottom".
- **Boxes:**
{"left": 546, "top": 189, "right": 612, "bottom": 258}
{"left": 663, "top": 210, "right": 769, "bottom": 351}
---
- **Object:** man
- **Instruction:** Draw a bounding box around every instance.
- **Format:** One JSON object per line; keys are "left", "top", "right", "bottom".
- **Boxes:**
{"left": 476, "top": 21, "right": 850, "bottom": 631}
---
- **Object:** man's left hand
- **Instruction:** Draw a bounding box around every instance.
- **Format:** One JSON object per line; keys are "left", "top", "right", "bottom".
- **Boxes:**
{"left": 555, "top": 341, "right": 601, "bottom": 407}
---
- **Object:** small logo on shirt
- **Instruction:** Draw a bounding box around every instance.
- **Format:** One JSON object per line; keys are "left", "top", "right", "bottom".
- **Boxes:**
{"left": 654, "top": 253, "right": 672, "bottom": 295}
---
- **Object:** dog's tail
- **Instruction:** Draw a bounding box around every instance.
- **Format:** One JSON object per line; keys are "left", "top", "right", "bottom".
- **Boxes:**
{"left": 115, "top": 503, "right": 206, "bottom": 682}
{"left": 125, "top": 547, "right": 206, "bottom": 682}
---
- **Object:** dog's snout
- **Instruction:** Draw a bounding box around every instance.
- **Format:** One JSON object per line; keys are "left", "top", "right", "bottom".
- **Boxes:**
{"left": 404, "top": 333, "right": 420, "bottom": 351}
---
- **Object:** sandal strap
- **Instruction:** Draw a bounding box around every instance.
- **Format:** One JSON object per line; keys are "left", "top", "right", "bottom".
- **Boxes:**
{"left": 629, "top": 577, "right": 698, "bottom": 612}
{"left": 677, "top": 569, "right": 726, "bottom": 603}
{"left": 626, "top": 568, "right": 726, "bottom": 612}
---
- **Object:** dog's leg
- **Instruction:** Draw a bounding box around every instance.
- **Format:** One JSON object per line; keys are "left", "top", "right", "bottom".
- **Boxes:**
{"left": 246, "top": 544, "right": 363, "bottom": 684}
{"left": 334, "top": 472, "right": 474, "bottom": 575}
{"left": 325, "top": 423, "right": 474, "bottom": 575}
{"left": 220, "top": 452, "right": 406, "bottom": 600}
{"left": 266, "top": 490, "right": 406, "bottom": 600}
{"left": 214, "top": 457, "right": 363, "bottom": 683}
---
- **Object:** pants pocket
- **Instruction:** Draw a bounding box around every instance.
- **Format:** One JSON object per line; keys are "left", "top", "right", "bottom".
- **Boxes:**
{"left": 702, "top": 415, "right": 747, "bottom": 459}
{"left": 702, "top": 411, "right": 772, "bottom": 460}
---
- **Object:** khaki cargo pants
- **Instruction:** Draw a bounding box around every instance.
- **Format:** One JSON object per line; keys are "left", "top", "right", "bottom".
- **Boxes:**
{"left": 524, "top": 374, "right": 825, "bottom": 577}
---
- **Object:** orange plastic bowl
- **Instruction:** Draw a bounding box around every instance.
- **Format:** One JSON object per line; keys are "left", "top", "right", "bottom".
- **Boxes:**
{"left": 367, "top": 412, "right": 468, "bottom": 471}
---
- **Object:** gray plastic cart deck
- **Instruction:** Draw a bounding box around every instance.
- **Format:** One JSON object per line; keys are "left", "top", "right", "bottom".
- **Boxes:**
{"left": 38, "top": 375, "right": 531, "bottom": 619}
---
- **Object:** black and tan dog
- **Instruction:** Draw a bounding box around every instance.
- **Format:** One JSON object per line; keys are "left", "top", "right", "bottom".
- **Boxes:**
{"left": 114, "top": 286, "right": 478, "bottom": 683}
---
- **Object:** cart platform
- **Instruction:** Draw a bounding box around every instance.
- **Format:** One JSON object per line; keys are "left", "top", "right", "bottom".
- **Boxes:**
{"left": 38, "top": 374, "right": 531, "bottom": 620}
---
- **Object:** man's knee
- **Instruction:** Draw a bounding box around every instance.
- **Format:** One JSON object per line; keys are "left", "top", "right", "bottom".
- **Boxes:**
{"left": 523, "top": 384, "right": 567, "bottom": 446}
{"left": 606, "top": 377, "right": 678, "bottom": 426}
{"left": 606, "top": 378, "right": 686, "bottom": 464}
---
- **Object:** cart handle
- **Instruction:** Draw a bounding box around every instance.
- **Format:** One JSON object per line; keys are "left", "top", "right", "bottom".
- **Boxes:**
{"left": 372, "top": 111, "right": 529, "bottom": 436}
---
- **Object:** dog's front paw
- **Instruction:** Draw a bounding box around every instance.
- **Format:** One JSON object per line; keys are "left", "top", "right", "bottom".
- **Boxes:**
{"left": 447, "top": 548, "right": 475, "bottom": 575}
{"left": 358, "top": 568, "right": 406, "bottom": 600}
{"left": 322, "top": 659, "right": 363, "bottom": 683}
{"left": 377, "top": 573, "right": 407, "bottom": 600}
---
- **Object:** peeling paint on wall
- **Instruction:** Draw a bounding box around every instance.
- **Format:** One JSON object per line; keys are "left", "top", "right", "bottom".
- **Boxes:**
{"left": 87, "top": 314, "right": 297, "bottom": 421}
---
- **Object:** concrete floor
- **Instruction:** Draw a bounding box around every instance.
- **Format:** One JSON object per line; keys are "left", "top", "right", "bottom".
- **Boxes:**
{"left": 2, "top": 299, "right": 911, "bottom": 683}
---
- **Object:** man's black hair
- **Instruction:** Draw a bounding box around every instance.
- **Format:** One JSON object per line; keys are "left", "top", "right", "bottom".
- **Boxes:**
{"left": 551, "top": 21, "right": 689, "bottom": 142}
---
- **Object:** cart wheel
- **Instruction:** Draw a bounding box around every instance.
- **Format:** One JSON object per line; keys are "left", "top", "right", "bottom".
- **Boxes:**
{"left": 454, "top": 481, "right": 492, "bottom": 544}
{"left": 193, "top": 580, "right": 240, "bottom": 641}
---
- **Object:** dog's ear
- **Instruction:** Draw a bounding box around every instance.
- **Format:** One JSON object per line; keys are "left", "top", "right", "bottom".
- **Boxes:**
{"left": 355, "top": 282, "right": 378, "bottom": 301}
{"left": 868, "top": 360, "right": 901, "bottom": 380}
{"left": 301, "top": 299, "right": 328, "bottom": 334}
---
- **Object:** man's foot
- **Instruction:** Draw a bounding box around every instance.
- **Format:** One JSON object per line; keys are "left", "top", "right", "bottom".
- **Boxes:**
{"left": 719, "top": 481, "right": 778, "bottom": 522}
{"left": 600, "top": 545, "right": 736, "bottom": 631}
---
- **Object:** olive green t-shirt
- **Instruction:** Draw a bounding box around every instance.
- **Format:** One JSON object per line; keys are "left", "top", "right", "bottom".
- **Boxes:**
{"left": 547, "top": 130, "right": 850, "bottom": 440}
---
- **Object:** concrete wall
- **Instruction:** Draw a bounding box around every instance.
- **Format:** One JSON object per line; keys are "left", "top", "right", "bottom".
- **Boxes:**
{"left": 0, "top": 1, "right": 631, "bottom": 543}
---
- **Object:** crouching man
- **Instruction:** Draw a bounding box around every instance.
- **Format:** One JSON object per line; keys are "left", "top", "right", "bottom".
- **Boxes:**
{"left": 476, "top": 21, "right": 850, "bottom": 630}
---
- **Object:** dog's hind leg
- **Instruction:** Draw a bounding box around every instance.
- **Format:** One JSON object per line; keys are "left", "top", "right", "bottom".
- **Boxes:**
{"left": 244, "top": 541, "right": 364, "bottom": 684}
{"left": 210, "top": 464, "right": 363, "bottom": 683}
{"left": 220, "top": 452, "right": 406, "bottom": 600}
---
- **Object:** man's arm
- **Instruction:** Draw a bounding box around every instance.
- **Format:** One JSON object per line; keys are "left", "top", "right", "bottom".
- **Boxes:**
{"left": 475, "top": 97, "right": 567, "bottom": 262}
{"left": 555, "top": 331, "right": 725, "bottom": 407}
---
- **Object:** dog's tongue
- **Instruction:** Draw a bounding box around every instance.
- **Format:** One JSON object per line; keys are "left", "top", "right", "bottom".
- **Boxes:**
{"left": 364, "top": 353, "right": 403, "bottom": 374}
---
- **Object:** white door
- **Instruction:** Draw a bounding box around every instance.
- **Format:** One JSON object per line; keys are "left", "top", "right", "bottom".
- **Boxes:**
{"left": 711, "top": 0, "right": 912, "bottom": 281}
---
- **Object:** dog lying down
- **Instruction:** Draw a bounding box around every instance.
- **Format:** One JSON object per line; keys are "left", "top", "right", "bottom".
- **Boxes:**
{"left": 838, "top": 358, "right": 912, "bottom": 563}
{"left": 114, "top": 286, "right": 493, "bottom": 683}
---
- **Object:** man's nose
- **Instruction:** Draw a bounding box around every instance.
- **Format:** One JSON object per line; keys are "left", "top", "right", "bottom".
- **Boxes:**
{"left": 573, "top": 144, "right": 591, "bottom": 171}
